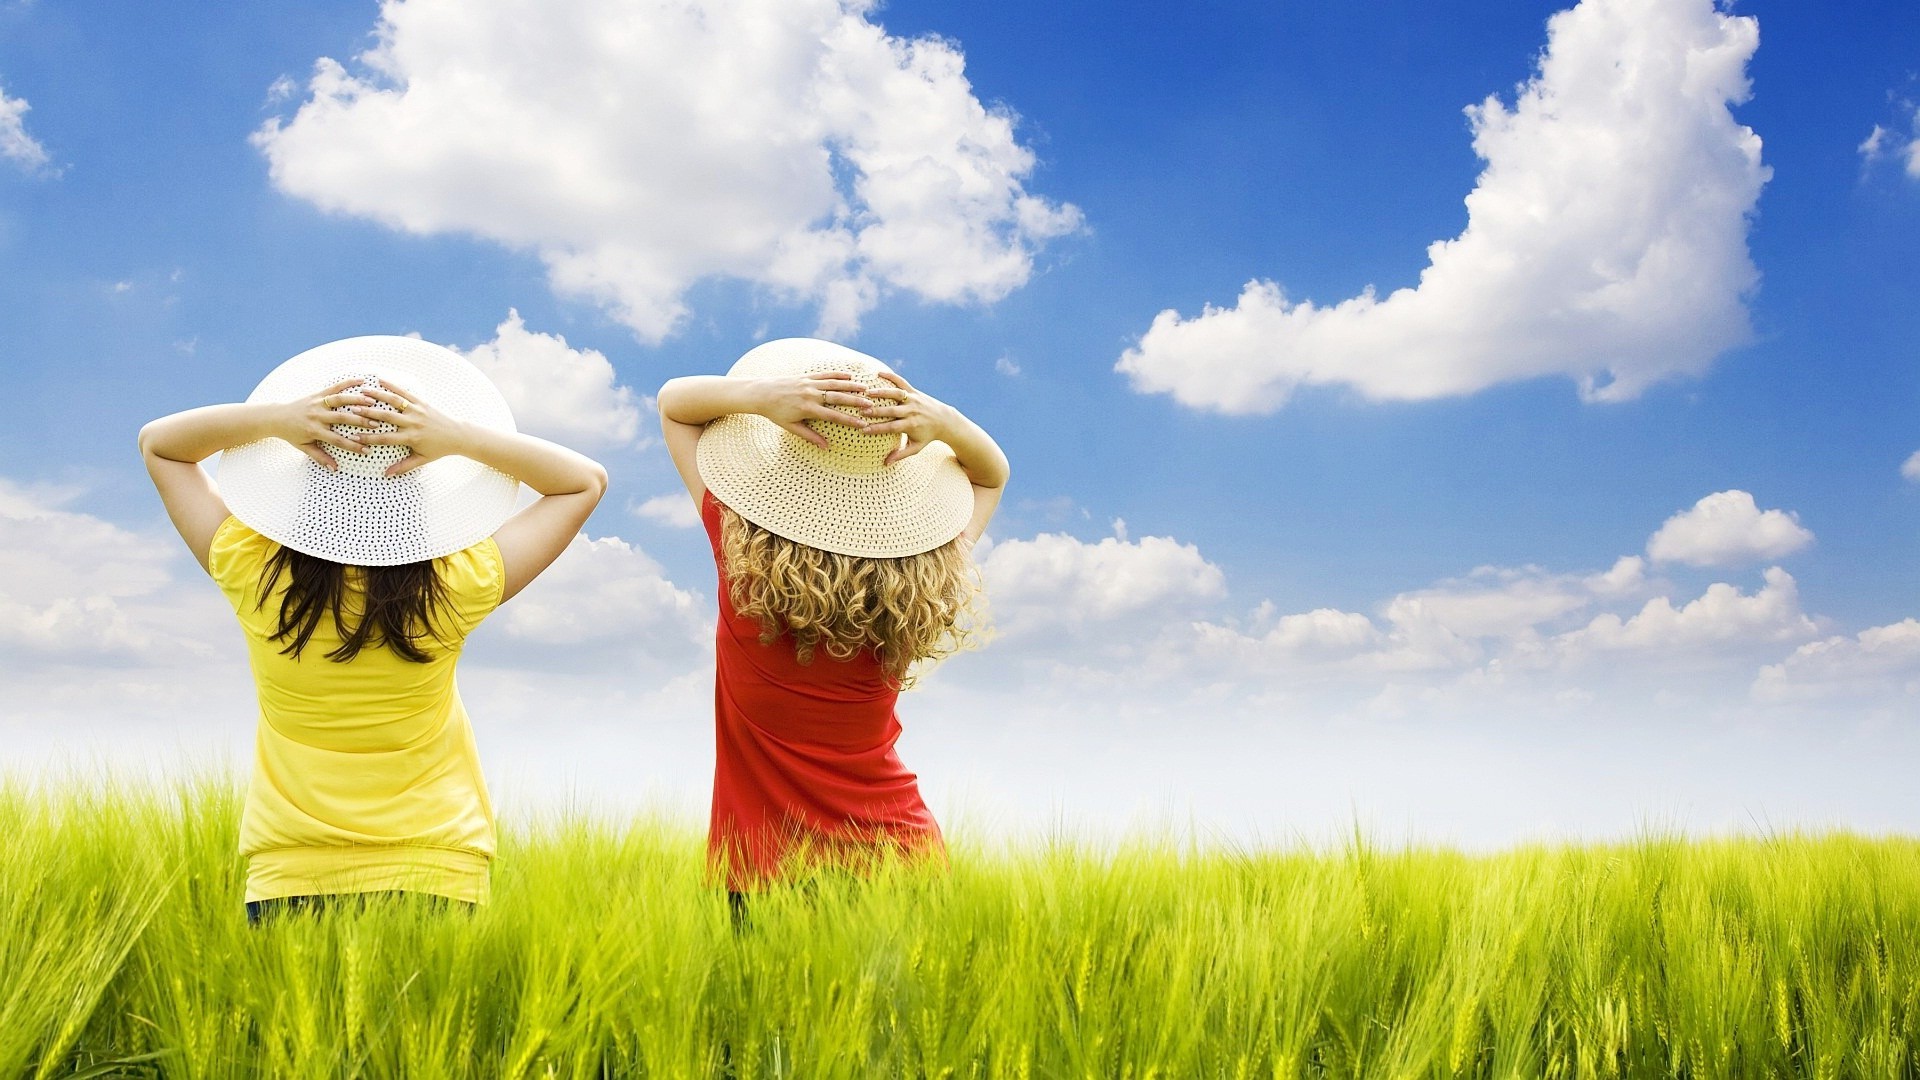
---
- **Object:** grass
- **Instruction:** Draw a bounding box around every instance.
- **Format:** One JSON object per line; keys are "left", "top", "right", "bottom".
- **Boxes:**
{"left": 4, "top": 778, "right": 1920, "bottom": 1078}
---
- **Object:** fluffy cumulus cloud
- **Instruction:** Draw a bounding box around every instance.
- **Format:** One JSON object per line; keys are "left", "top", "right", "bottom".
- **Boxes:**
{"left": 0, "top": 480, "right": 224, "bottom": 660}
{"left": 950, "top": 493, "right": 1842, "bottom": 716}
{"left": 254, "top": 0, "right": 1080, "bottom": 341}
{"left": 1644, "top": 489, "right": 1813, "bottom": 568}
{"left": 1903, "top": 450, "right": 1920, "bottom": 482}
{"left": 1116, "top": 0, "right": 1767, "bottom": 413}
{"left": 1551, "top": 566, "right": 1816, "bottom": 659}
{"left": 1753, "top": 620, "right": 1920, "bottom": 705}
{"left": 454, "top": 311, "right": 644, "bottom": 449}
{"left": 0, "top": 79, "right": 53, "bottom": 174}
{"left": 977, "top": 527, "right": 1227, "bottom": 638}
{"left": 1177, "top": 553, "right": 1815, "bottom": 692}
{"left": 634, "top": 493, "right": 701, "bottom": 529}
{"left": 479, "top": 531, "right": 707, "bottom": 668}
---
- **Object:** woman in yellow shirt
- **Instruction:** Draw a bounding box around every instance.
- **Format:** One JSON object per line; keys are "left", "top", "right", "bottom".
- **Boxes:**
{"left": 138, "top": 336, "right": 607, "bottom": 920}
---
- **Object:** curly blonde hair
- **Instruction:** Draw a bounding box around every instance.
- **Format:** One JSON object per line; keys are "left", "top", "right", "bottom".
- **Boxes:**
{"left": 718, "top": 504, "right": 985, "bottom": 687}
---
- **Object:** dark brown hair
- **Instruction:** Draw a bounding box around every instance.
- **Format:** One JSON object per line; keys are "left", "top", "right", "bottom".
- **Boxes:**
{"left": 258, "top": 546, "right": 451, "bottom": 663}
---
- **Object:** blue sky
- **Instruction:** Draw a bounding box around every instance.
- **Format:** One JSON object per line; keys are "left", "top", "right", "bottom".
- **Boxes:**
{"left": 4, "top": 0, "right": 1918, "bottom": 844}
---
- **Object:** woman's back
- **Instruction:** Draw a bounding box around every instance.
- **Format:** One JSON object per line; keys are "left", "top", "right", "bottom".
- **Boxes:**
{"left": 701, "top": 490, "right": 938, "bottom": 886}
{"left": 704, "top": 491, "right": 898, "bottom": 743}
{"left": 208, "top": 516, "right": 505, "bottom": 903}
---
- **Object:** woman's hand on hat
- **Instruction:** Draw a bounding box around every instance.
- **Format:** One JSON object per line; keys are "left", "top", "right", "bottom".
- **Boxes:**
{"left": 753, "top": 372, "right": 873, "bottom": 449}
{"left": 860, "top": 372, "right": 953, "bottom": 465}
{"left": 280, "top": 378, "right": 381, "bottom": 472}
{"left": 346, "top": 381, "right": 465, "bottom": 476}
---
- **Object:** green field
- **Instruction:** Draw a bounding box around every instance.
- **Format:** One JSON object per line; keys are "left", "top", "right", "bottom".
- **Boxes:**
{"left": 5, "top": 778, "right": 1920, "bottom": 1079}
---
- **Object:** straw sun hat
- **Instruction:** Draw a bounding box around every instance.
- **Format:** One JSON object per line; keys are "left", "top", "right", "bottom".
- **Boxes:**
{"left": 218, "top": 335, "right": 521, "bottom": 566}
{"left": 696, "top": 338, "right": 974, "bottom": 559}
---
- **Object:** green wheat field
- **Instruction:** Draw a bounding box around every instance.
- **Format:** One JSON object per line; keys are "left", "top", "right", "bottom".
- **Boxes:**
{"left": 6, "top": 778, "right": 1920, "bottom": 1079}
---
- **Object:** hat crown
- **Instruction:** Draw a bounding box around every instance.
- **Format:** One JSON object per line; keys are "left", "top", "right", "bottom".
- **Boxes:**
{"left": 323, "top": 375, "right": 408, "bottom": 478}
{"left": 698, "top": 337, "right": 974, "bottom": 558}
{"left": 798, "top": 362, "right": 900, "bottom": 476}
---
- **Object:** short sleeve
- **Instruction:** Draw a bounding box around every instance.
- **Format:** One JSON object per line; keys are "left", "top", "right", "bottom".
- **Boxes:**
{"left": 436, "top": 536, "right": 506, "bottom": 638}
{"left": 207, "top": 516, "right": 275, "bottom": 612}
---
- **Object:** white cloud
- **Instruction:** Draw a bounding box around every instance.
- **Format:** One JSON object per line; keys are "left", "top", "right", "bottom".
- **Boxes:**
{"left": 1902, "top": 450, "right": 1920, "bottom": 482}
{"left": 0, "top": 480, "right": 224, "bottom": 661}
{"left": 254, "top": 0, "right": 1080, "bottom": 341}
{"left": 994, "top": 355, "right": 1021, "bottom": 377}
{"left": 1552, "top": 566, "right": 1817, "bottom": 658}
{"left": 1386, "top": 565, "right": 1596, "bottom": 641}
{"left": 960, "top": 506, "right": 1826, "bottom": 710}
{"left": 1115, "top": 0, "right": 1766, "bottom": 413}
{"left": 1645, "top": 490, "right": 1812, "bottom": 567}
{"left": 454, "top": 311, "right": 644, "bottom": 449}
{"left": 0, "top": 80, "right": 53, "bottom": 174}
{"left": 1860, "top": 124, "right": 1890, "bottom": 164}
{"left": 1183, "top": 557, "right": 1656, "bottom": 685}
{"left": 1753, "top": 619, "right": 1920, "bottom": 704}
{"left": 633, "top": 493, "right": 700, "bottom": 529}
{"left": 977, "top": 528, "right": 1226, "bottom": 637}
{"left": 1859, "top": 102, "right": 1920, "bottom": 180}
{"left": 1585, "top": 554, "right": 1648, "bottom": 597}
{"left": 1189, "top": 607, "right": 1385, "bottom": 674}
{"left": 485, "top": 531, "right": 706, "bottom": 663}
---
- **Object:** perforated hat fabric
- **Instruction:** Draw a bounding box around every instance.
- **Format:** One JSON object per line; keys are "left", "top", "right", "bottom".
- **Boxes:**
{"left": 696, "top": 338, "right": 975, "bottom": 559}
{"left": 218, "top": 336, "right": 521, "bottom": 566}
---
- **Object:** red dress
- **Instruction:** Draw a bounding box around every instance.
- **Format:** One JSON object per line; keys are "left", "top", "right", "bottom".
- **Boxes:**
{"left": 702, "top": 490, "right": 944, "bottom": 890}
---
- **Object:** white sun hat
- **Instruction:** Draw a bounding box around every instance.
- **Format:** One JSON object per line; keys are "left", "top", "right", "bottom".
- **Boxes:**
{"left": 696, "top": 338, "right": 974, "bottom": 558}
{"left": 218, "top": 335, "right": 521, "bottom": 566}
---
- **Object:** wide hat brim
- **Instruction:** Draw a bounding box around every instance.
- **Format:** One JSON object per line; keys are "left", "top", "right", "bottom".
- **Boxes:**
{"left": 696, "top": 338, "right": 974, "bottom": 558}
{"left": 218, "top": 335, "right": 521, "bottom": 566}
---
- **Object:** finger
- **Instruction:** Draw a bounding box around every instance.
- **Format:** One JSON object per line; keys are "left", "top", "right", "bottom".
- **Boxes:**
{"left": 859, "top": 403, "right": 912, "bottom": 420}
{"left": 778, "top": 419, "right": 829, "bottom": 448}
{"left": 319, "top": 377, "right": 366, "bottom": 396}
{"left": 884, "top": 437, "right": 926, "bottom": 465}
{"left": 297, "top": 442, "right": 339, "bottom": 472}
{"left": 860, "top": 418, "right": 907, "bottom": 435}
{"left": 317, "top": 431, "right": 366, "bottom": 454}
{"left": 807, "top": 378, "right": 869, "bottom": 394}
{"left": 874, "top": 370, "right": 912, "bottom": 391}
{"left": 373, "top": 378, "right": 418, "bottom": 402}
{"left": 354, "top": 429, "right": 412, "bottom": 446}
{"left": 359, "top": 386, "right": 415, "bottom": 411}
{"left": 385, "top": 454, "right": 427, "bottom": 477}
{"left": 820, "top": 391, "right": 874, "bottom": 409}
{"left": 328, "top": 408, "right": 381, "bottom": 429}
{"left": 345, "top": 405, "right": 409, "bottom": 428}
{"left": 317, "top": 391, "right": 376, "bottom": 412}
{"left": 808, "top": 405, "right": 866, "bottom": 427}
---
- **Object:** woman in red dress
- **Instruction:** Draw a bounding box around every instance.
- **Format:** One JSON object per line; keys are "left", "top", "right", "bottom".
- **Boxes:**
{"left": 657, "top": 338, "right": 1008, "bottom": 910}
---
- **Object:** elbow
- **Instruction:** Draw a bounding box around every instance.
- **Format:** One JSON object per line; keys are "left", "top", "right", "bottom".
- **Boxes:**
{"left": 655, "top": 379, "right": 683, "bottom": 421}
{"left": 980, "top": 452, "right": 1011, "bottom": 492}
{"left": 135, "top": 420, "right": 159, "bottom": 461}
{"left": 583, "top": 460, "right": 611, "bottom": 504}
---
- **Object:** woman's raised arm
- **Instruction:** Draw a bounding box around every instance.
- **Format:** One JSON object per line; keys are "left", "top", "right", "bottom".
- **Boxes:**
{"left": 138, "top": 380, "right": 382, "bottom": 569}
{"left": 858, "top": 372, "right": 1009, "bottom": 544}
{"left": 656, "top": 372, "right": 873, "bottom": 503}
{"left": 347, "top": 383, "right": 608, "bottom": 602}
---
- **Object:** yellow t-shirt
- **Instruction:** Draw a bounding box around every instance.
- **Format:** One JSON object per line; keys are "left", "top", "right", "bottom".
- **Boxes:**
{"left": 208, "top": 517, "right": 505, "bottom": 904}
